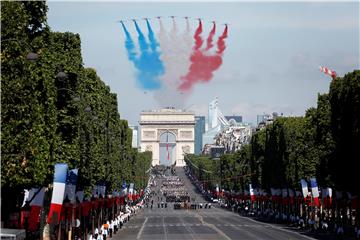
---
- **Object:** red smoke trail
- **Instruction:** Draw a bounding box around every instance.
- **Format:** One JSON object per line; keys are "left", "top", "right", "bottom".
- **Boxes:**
{"left": 194, "top": 20, "right": 203, "bottom": 50}
{"left": 179, "top": 25, "right": 228, "bottom": 91}
{"left": 217, "top": 25, "right": 228, "bottom": 54}
{"left": 205, "top": 22, "right": 216, "bottom": 51}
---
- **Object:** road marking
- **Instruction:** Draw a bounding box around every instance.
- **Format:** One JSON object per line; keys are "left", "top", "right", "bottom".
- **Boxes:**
{"left": 163, "top": 215, "right": 168, "bottom": 240}
{"left": 136, "top": 217, "right": 148, "bottom": 240}
{"left": 237, "top": 215, "right": 316, "bottom": 240}
{"left": 195, "top": 211, "right": 232, "bottom": 240}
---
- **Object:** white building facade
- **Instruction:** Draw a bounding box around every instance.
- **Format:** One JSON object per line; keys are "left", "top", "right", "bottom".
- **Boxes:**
{"left": 129, "top": 125, "right": 139, "bottom": 149}
{"left": 139, "top": 108, "right": 195, "bottom": 166}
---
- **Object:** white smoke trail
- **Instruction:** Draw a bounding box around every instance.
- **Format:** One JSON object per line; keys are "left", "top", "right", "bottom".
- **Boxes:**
{"left": 154, "top": 18, "right": 192, "bottom": 109}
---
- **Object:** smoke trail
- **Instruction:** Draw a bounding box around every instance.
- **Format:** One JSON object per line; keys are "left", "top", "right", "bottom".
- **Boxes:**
{"left": 134, "top": 20, "right": 149, "bottom": 51}
{"left": 134, "top": 21, "right": 164, "bottom": 90}
{"left": 120, "top": 22, "right": 137, "bottom": 61}
{"left": 154, "top": 17, "right": 191, "bottom": 109}
{"left": 144, "top": 19, "right": 165, "bottom": 80}
{"left": 146, "top": 19, "right": 159, "bottom": 51}
{"left": 205, "top": 22, "right": 216, "bottom": 51}
{"left": 178, "top": 25, "right": 229, "bottom": 91}
{"left": 120, "top": 21, "right": 164, "bottom": 90}
{"left": 194, "top": 20, "right": 203, "bottom": 51}
{"left": 217, "top": 25, "right": 228, "bottom": 54}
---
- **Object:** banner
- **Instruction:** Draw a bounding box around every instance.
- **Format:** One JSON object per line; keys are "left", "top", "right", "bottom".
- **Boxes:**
{"left": 64, "top": 169, "right": 78, "bottom": 203}
{"left": 76, "top": 191, "right": 84, "bottom": 203}
{"left": 300, "top": 179, "right": 309, "bottom": 199}
{"left": 21, "top": 188, "right": 45, "bottom": 231}
{"left": 322, "top": 187, "right": 332, "bottom": 208}
{"left": 47, "top": 163, "right": 68, "bottom": 224}
{"left": 97, "top": 182, "right": 106, "bottom": 198}
{"left": 249, "top": 184, "right": 255, "bottom": 202}
{"left": 310, "top": 178, "right": 320, "bottom": 207}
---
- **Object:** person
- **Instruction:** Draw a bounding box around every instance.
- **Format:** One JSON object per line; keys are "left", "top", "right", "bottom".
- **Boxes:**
{"left": 298, "top": 218, "right": 305, "bottom": 229}
{"left": 97, "top": 230, "right": 103, "bottom": 240}
{"left": 94, "top": 228, "right": 99, "bottom": 239}
{"left": 101, "top": 222, "right": 109, "bottom": 240}
{"left": 114, "top": 218, "right": 118, "bottom": 234}
{"left": 109, "top": 220, "right": 114, "bottom": 238}
{"left": 337, "top": 224, "right": 344, "bottom": 237}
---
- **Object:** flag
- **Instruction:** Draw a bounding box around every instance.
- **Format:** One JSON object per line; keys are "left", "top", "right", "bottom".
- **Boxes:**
{"left": 249, "top": 184, "right": 255, "bottom": 202}
{"left": 97, "top": 182, "right": 106, "bottom": 198}
{"left": 300, "top": 179, "right": 309, "bottom": 199}
{"left": 322, "top": 187, "right": 332, "bottom": 208}
{"left": 167, "top": 144, "right": 170, "bottom": 160}
{"left": 288, "top": 189, "right": 295, "bottom": 205}
{"left": 128, "top": 183, "right": 134, "bottom": 200}
{"left": 48, "top": 163, "right": 68, "bottom": 224}
{"left": 310, "top": 178, "right": 320, "bottom": 207}
{"left": 271, "top": 188, "right": 281, "bottom": 203}
{"left": 22, "top": 188, "right": 45, "bottom": 231}
{"left": 64, "top": 168, "right": 78, "bottom": 204}
{"left": 166, "top": 133, "right": 170, "bottom": 161}
{"left": 282, "top": 188, "right": 288, "bottom": 205}
{"left": 28, "top": 187, "right": 45, "bottom": 231}
{"left": 76, "top": 191, "right": 84, "bottom": 203}
{"left": 92, "top": 185, "right": 99, "bottom": 198}
{"left": 336, "top": 191, "right": 343, "bottom": 199}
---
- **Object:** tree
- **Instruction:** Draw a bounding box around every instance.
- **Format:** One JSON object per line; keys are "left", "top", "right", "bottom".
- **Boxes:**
{"left": 329, "top": 70, "right": 360, "bottom": 194}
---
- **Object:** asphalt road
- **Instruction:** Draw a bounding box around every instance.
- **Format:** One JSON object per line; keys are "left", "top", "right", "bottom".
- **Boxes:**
{"left": 114, "top": 167, "right": 315, "bottom": 240}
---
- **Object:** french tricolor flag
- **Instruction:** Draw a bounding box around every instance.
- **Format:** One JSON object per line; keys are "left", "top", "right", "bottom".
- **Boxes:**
{"left": 47, "top": 163, "right": 68, "bottom": 224}
{"left": 310, "top": 177, "right": 320, "bottom": 207}
{"left": 64, "top": 169, "right": 78, "bottom": 204}
{"left": 22, "top": 188, "right": 45, "bottom": 231}
{"left": 300, "top": 179, "right": 309, "bottom": 200}
{"left": 249, "top": 184, "right": 255, "bottom": 202}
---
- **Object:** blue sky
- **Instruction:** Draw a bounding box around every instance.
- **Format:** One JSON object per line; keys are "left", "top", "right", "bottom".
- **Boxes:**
{"left": 47, "top": 2, "right": 359, "bottom": 126}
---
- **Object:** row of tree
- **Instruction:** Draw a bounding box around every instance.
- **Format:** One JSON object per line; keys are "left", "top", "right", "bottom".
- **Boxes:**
{"left": 1, "top": 1, "right": 152, "bottom": 223}
{"left": 186, "top": 69, "right": 360, "bottom": 195}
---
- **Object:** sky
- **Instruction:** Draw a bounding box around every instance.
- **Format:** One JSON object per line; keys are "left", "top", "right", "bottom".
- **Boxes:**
{"left": 47, "top": 1, "right": 359, "bottom": 126}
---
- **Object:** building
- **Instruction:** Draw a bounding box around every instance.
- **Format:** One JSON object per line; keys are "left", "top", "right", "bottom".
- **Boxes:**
{"left": 257, "top": 114, "right": 269, "bottom": 126}
{"left": 139, "top": 108, "right": 195, "bottom": 166}
{"left": 194, "top": 116, "right": 205, "bottom": 155}
{"left": 129, "top": 125, "right": 139, "bottom": 149}
{"left": 256, "top": 112, "right": 282, "bottom": 130}
{"left": 202, "top": 98, "right": 232, "bottom": 146}
{"left": 225, "top": 115, "right": 242, "bottom": 124}
{"left": 214, "top": 123, "right": 252, "bottom": 153}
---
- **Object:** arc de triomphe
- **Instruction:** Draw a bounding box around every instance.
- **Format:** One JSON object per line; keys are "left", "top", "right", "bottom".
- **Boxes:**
{"left": 139, "top": 108, "right": 195, "bottom": 166}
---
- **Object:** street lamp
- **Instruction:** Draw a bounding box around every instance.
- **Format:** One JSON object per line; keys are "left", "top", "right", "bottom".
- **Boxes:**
{"left": 1, "top": 38, "right": 39, "bottom": 62}
{"left": 56, "top": 71, "right": 67, "bottom": 81}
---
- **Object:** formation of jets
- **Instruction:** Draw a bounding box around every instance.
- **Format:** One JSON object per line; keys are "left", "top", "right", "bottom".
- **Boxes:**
{"left": 118, "top": 17, "right": 228, "bottom": 26}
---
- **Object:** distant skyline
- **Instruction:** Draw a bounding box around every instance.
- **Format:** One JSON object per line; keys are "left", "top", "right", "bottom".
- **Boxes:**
{"left": 47, "top": 2, "right": 359, "bottom": 125}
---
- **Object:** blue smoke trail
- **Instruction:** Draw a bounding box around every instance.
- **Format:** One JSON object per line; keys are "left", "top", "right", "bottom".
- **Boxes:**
{"left": 134, "top": 20, "right": 149, "bottom": 52}
{"left": 146, "top": 19, "right": 159, "bottom": 51}
{"left": 133, "top": 20, "right": 164, "bottom": 90}
{"left": 120, "top": 21, "right": 164, "bottom": 90}
{"left": 120, "top": 22, "right": 136, "bottom": 61}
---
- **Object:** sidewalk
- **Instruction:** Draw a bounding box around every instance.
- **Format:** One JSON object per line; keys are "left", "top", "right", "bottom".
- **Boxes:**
{"left": 248, "top": 215, "right": 357, "bottom": 240}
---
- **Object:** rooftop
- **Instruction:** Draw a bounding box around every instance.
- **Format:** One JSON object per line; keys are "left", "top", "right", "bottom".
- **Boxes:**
{"left": 141, "top": 107, "right": 194, "bottom": 115}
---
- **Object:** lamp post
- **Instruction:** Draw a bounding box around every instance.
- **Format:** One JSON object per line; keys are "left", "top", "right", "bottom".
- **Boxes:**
{"left": 1, "top": 38, "right": 39, "bottom": 62}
